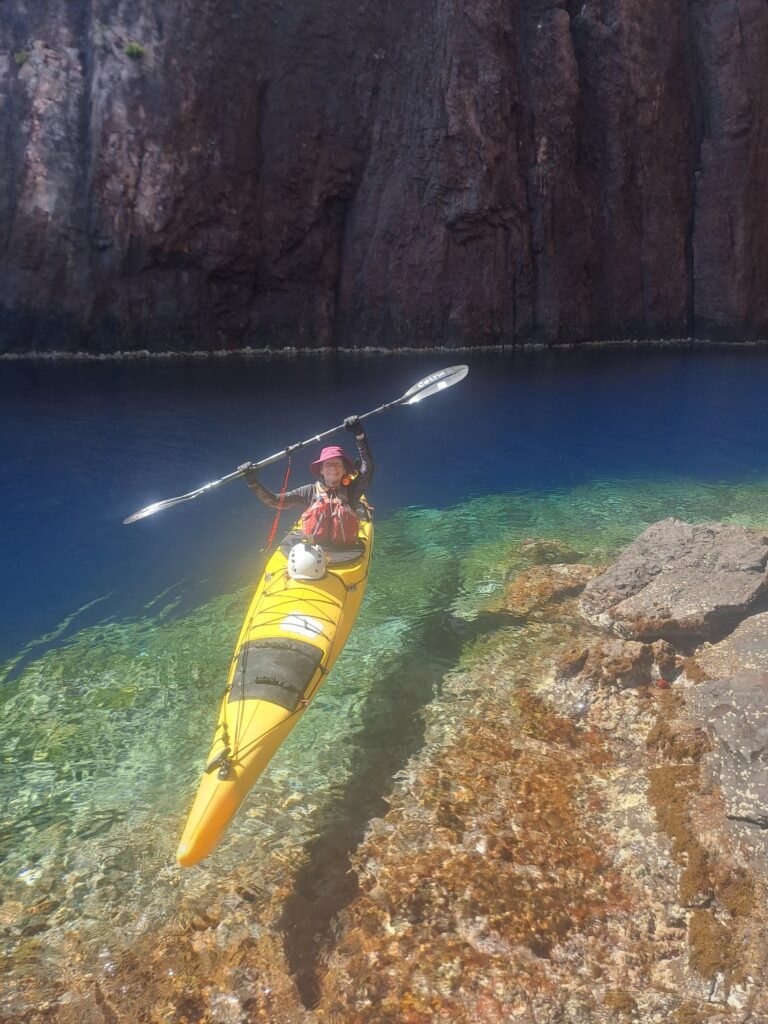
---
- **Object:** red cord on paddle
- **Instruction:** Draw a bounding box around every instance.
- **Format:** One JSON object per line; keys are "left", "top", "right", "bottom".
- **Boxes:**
{"left": 261, "top": 456, "right": 292, "bottom": 553}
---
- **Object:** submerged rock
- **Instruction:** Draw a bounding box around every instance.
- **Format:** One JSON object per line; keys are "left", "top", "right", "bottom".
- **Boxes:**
{"left": 690, "top": 671, "right": 768, "bottom": 837}
{"left": 321, "top": 520, "right": 768, "bottom": 1020}
{"left": 580, "top": 518, "right": 768, "bottom": 642}
{"left": 518, "top": 540, "right": 585, "bottom": 566}
{"left": 694, "top": 610, "right": 768, "bottom": 678}
{"left": 556, "top": 637, "right": 676, "bottom": 690}
{"left": 501, "top": 563, "right": 600, "bottom": 619}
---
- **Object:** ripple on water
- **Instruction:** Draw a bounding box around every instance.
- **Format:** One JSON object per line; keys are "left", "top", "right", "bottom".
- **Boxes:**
{"left": 2, "top": 478, "right": 768, "bottom": 1016}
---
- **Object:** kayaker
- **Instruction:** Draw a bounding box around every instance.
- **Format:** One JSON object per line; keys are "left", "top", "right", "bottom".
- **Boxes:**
{"left": 239, "top": 416, "right": 374, "bottom": 547}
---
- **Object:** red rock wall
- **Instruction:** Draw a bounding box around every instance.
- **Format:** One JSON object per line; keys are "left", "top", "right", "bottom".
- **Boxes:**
{"left": 1, "top": 0, "right": 767, "bottom": 352}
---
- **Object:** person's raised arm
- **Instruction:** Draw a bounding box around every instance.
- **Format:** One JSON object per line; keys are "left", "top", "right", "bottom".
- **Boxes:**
{"left": 343, "top": 417, "right": 374, "bottom": 489}
{"left": 238, "top": 464, "right": 313, "bottom": 510}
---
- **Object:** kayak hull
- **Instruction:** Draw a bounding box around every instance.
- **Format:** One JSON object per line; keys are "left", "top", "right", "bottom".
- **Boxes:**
{"left": 177, "top": 520, "right": 372, "bottom": 867}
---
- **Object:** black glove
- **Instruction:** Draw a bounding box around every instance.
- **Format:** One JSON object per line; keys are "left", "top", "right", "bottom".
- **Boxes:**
{"left": 344, "top": 415, "right": 364, "bottom": 437}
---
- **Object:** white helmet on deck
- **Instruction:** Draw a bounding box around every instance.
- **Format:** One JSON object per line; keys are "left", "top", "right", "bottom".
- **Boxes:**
{"left": 288, "top": 541, "right": 327, "bottom": 581}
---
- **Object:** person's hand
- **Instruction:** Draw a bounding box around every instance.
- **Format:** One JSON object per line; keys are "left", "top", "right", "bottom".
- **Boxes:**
{"left": 238, "top": 462, "right": 257, "bottom": 476}
{"left": 344, "top": 415, "right": 364, "bottom": 436}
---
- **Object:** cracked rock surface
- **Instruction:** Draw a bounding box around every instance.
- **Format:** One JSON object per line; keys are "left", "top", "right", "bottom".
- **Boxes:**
{"left": 580, "top": 519, "right": 768, "bottom": 641}
{"left": 4, "top": 2, "right": 768, "bottom": 351}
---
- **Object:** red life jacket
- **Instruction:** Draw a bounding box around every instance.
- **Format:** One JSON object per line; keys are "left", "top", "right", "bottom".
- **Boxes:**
{"left": 301, "top": 483, "right": 360, "bottom": 546}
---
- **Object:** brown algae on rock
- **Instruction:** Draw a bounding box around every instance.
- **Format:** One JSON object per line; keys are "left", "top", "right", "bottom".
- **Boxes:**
{"left": 319, "top": 676, "right": 624, "bottom": 1019}
{"left": 645, "top": 660, "right": 765, "bottom": 1003}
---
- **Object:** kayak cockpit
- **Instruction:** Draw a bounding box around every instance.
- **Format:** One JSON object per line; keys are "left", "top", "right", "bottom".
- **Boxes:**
{"left": 228, "top": 637, "right": 324, "bottom": 711}
{"left": 278, "top": 531, "right": 366, "bottom": 565}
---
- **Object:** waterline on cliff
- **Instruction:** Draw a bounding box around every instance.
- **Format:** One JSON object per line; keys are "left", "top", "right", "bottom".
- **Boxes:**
{"left": 4, "top": 337, "right": 768, "bottom": 361}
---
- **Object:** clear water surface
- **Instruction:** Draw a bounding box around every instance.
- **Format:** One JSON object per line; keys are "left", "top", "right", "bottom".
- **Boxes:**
{"left": 1, "top": 346, "right": 767, "bottom": 1011}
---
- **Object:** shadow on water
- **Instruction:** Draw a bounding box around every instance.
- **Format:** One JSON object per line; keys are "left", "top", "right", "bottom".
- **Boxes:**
{"left": 277, "top": 603, "right": 516, "bottom": 1008}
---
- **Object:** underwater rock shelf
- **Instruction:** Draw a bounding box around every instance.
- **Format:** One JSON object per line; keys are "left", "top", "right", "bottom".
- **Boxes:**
{"left": 4, "top": 519, "right": 768, "bottom": 1023}
{"left": 316, "top": 518, "right": 768, "bottom": 1022}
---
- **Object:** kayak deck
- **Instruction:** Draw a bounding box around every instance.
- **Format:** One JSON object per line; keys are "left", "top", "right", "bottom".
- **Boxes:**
{"left": 177, "top": 519, "right": 373, "bottom": 866}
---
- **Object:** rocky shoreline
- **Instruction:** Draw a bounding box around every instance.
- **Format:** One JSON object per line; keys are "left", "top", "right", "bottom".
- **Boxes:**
{"left": 6, "top": 518, "right": 768, "bottom": 1023}
{"left": 311, "top": 519, "right": 768, "bottom": 1022}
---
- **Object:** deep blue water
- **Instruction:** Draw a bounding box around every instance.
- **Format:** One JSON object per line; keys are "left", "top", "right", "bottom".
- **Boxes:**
{"left": 1, "top": 346, "right": 767, "bottom": 662}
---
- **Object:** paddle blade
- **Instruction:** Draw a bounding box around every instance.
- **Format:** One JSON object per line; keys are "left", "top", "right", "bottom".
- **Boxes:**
{"left": 401, "top": 364, "right": 469, "bottom": 405}
{"left": 123, "top": 494, "right": 196, "bottom": 524}
{"left": 123, "top": 501, "right": 169, "bottom": 524}
{"left": 124, "top": 470, "right": 245, "bottom": 525}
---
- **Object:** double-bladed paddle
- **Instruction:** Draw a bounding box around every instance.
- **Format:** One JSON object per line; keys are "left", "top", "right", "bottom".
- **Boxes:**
{"left": 123, "top": 364, "right": 469, "bottom": 525}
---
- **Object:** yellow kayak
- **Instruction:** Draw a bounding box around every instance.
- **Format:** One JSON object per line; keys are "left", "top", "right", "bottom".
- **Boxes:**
{"left": 177, "top": 515, "right": 373, "bottom": 866}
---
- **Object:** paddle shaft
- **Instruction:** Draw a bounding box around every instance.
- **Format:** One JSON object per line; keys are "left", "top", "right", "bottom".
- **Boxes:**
{"left": 123, "top": 365, "right": 468, "bottom": 523}
{"left": 250, "top": 396, "right": 399, "bottom": 472}
{"left": 186, "top": 396, "right": 404, "bottom": 488}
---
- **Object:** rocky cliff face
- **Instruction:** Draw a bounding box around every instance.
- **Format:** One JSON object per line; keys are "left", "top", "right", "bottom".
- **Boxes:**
{"left": 2, "top": 0, "right": 768, "bottom": 353}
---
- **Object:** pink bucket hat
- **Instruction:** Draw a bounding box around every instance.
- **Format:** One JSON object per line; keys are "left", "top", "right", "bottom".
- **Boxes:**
{"left": 310, "top": 445, "right": 354, "bottom": 477}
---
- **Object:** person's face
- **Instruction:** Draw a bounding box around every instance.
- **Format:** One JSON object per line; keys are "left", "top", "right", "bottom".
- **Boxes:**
{"left": 321, "top": 458, "right": 346, "bottom": 486}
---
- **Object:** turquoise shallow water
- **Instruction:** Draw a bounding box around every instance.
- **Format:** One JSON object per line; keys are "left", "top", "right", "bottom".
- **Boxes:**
{"left": 3, "top": 476, "right": 768, "bottom": 1013}
{"left": 3, "top": 346, "right": 768, "bottom": 662}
